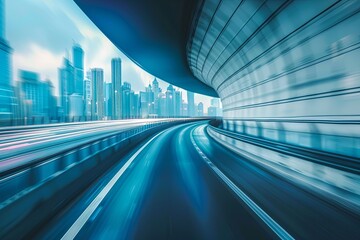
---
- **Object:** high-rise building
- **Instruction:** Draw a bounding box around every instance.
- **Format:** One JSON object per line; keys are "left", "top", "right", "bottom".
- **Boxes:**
{"left": 105, "top": 82, "right": 113, "bottom": 118}
{"left": 19, "top": 70, "right": 56, "bottom": 119}
{"left": 181, "top": 101, "right": 188, "bottom": 116}
{"left": 83, "top": 78, "right": 91, "bottom": 117}
{"left": 111, "top": 58, "right": 122, "bottom": 119}
{"left": 175, "top": 90, "right": 182, "bottom": 117}
{"left": 72, "top": 44, "right": 84, "bottom": 95}
{"left": 152, "top": 78, "right": 160, "bottom": 115}
{"left": 122, "top": 82, "right": 131, "bottom": 118}
{"left": 130, "top": 92, "right": 140, "bottom": 118}
{"left": 19, "top": 70, "right": 41, "bottom": 117}
{"left": 187, "top": 91, "right": 195, "bottom": 117}
{"left": 59, "top": 57, "right": 74, "bottom": 117}
{"left": 211, "top": 98, "right": 220, "bottom": 108}
{"left": 158, "top": 93, "right": 166, "bottom": 117}
{"left": 0, "top": 0, "right": 14, "bottom": 122}
{"left": 145, "top": 84, "right": 154, "bottom": 115}
{"left": 0, "top": 0, "right": 4, "bottom": 39}
{"left": 197, "top": 102, "right": 204, "bottom": 116}
{"left": 91, "top": 68, "right": 104, "bottom": 120}
{"left": 68, "top": 93, "right": 83, "bottom": 119}
{"left": 41, "top": 79, "right": 57, "bottom": 119}
{"left": 166, "top": 85, "right": 175, "bottom": 117}
{"left": 210, "top": 98, "right": 222, "bottom": 116}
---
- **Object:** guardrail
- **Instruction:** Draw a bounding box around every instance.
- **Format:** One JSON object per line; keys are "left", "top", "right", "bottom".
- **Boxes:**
{"left": 0, "top": 119, "right": 197, "bottom": 239}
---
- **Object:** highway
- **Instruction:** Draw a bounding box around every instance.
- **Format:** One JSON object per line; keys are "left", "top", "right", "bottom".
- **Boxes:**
{"left": 32, "top": 121, "right": 360, "bottom": 240}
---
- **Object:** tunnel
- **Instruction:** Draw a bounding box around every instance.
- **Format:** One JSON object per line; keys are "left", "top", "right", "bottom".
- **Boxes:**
{"left": 0, "top": 0, "right": 359, "bottom": 239}
{"left": 75, "top": 0, "right": 360, "bottom": 158}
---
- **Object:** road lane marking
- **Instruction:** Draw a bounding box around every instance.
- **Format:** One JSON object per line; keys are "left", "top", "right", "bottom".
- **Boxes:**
{"left": 61, "top": 131, "right": 164, "bottom": 240}
{"left": 190, "top": 126, "right": 294, "bottom": 240}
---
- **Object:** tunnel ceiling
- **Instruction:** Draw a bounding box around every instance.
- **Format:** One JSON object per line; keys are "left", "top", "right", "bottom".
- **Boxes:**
{"left": 74, "top": 0, "right": 218, "bottom": 97}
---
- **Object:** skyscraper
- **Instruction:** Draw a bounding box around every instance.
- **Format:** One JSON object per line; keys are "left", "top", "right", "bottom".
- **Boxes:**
{"left": 83, "top": 78, "right": 91, "bottom": 117}
{"left": 197, "top": 102, "right": 204, "bottom": 117}
{"left": 187, "top": 91, "right": 195, "bottom": 117}
{"left": 59, "top": 57, "right": 74, "bottom": 117}
{"left": 19, "top": 70, "right": 41, "bottom": 117}
{"left": 91, "top": 68, "right": 104, "bottom": 120}
{"left": 105, "top": 82, "right": 113, "bottom": 118}
{"left": 152, "top": 78, "right": 160, "bottom": 115}
{"left": 0, "top": 0, "right": 3, "bottom": 39}
{"left": 0, "top": 0, "right": 14, "bottom": 122}
{"left": 72, "top": 44, "right": 84, "bottom": 95}
{"left": 111, "top": 58, "right": 122, "bottom": 119}
{"left": 175, "top": 90, "right": 182, "bottom": 117}
{"left": 122, "top": 82, "right": 131, "bottom": 118}
{"left": 166, "top": 85, "right": 175, "bottom": 117}
{"left": 19, "top": 70, "right": 56, "bottom": 119}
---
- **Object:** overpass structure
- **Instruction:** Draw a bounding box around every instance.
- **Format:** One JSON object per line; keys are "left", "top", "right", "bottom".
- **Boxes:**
{"left": 76, "top": 0, "right": 360, "bottom": 157}
{"left": 0, "top": 1, "right": 359, "bottom": 239}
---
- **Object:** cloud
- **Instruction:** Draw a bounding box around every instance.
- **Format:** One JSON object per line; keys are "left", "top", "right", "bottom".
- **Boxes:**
{"left": 12, "top": 43, "right": 63, "bottom": 94}
{"left": 6, "top": 0, "right": 84, "bottom": 54}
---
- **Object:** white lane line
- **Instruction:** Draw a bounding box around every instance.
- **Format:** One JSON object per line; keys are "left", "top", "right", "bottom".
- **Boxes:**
{"left": 190, "top": 126, "right": 294, "bottom": 240}
{"left": 61, "top": 131, "right": 164, "bottom": 240}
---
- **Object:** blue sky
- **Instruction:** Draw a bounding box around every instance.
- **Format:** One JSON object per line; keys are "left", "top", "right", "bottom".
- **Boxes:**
{"left": 6, "top": 0, "right": 216, "bottom": 111}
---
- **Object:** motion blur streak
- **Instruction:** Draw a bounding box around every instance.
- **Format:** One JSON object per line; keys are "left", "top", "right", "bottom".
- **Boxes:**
{"left": 61, "top": 130, "right": 165, "bottom": 240}
{"left": 33, "top": 122, "right": 360, "bottom": 239}
{"left": 187, "top": 0, "right": 360, "bottom": 157}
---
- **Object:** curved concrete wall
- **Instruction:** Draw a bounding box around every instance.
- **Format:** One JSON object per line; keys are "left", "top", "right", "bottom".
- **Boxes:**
{"left": 188, "top": 0, "right": 360, "bottom": 157}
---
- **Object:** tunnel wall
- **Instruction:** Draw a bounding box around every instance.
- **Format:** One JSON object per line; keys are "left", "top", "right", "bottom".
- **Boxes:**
{"left": 187, "top": 0, "right": 360, "bottom": 157}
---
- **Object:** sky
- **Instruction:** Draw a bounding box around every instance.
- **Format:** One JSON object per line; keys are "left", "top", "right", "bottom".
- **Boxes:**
{"left": 5, "top": 0, "right": 217, "bottom": 111}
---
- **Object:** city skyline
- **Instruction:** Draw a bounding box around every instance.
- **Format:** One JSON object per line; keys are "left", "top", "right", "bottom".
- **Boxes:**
{"left": 5, "top": 0, "right": 219, "bottom": 113}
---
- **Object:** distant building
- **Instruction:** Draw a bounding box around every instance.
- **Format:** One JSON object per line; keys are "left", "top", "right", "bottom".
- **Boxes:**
{"left": 139, "top": 91, "right": 148, "bottom": 118}
{"left": 105, "top": 82, "right": 112, "bottom": 119}
{"left": 19, "top": 70, "right": 56, "bottom": 119}
{"left": 187, "top": 91, "right": 195, "bottom": 117}
{"left": 152, "top": 78, "right": 160, "bottom": 115}
{"left": 197, "top": 102, "right": 204, "bottom": 116}
{"left": 19, "top": 71, "right": 41, "bottom": 117}
{"left": 91, "top": 68, "right": 104, "bottom": 119}
{"left": 210, "top": 98, "right": 222, "bottom": 116}
{"left": 166, "top": 85, "right": 175, "bottom": 117}
{"left": 211, "top": 98, "right": 220, "bottom": 108}
{"left": 145, "top": 84, "right": 154, "bottom": 115}
{"left": 69, "top": 93, "right": 83, "bottom": 119}
{"left": 175, "top": 90, "right": 181, "bottom": 117}
{"left": 158, "top": 93, "right": 166, "bottom": 117}
{"left": 59, "top": 57, "right": 74, "bottom": 116}
{"left": 181, "top": 101, "right": 188, "bottom": 116}
{"left": 122, "top": 82, "right": 131, "bottom": 118}
{"left": 0, "top": 0, "right": 15, "bottom": 122}
{"left": 111, "top": 58, "right": 122, "bottom": 119}
{"left": 207, "top": 106, "right": 217, "bottom": 117}
{"left": 130, "top": 91, "right": 140, "bottom": 118}
{"left": 83, "top": 78, "right": 91, "bottom": 117}
{"left": 72, "top": 44, "right": 84, "bottom": 95}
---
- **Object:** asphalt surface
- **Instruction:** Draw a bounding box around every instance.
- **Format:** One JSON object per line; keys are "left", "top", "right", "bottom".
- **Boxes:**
{"left": 33, "top": 122, "right": 360, "bottom": 239}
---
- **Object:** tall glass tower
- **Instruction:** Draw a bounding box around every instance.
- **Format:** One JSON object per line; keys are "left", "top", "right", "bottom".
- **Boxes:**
{"left": 72, "top": 44, "right": 84, "bottom": 95}
{"left": 91, "top": 68, "right": 104, "bottom": 120}
{"left": 187, "top": 91, "right": 195, "bottom": 117}
{"left": 0, "top": 0, "right": 14, "bottom": 123}
{"left": 111, "top": 58, "right": 122, "bottom": 119}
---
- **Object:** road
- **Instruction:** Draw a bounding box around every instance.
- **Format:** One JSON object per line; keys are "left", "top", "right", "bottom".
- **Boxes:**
{"left": 34, "top": 122, "right": 360, "bottom": 239}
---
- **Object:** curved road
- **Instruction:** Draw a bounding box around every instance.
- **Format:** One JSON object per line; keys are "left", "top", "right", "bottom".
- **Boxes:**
{"left": 34, "top": 122, "right": 360, "bottom": 240}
